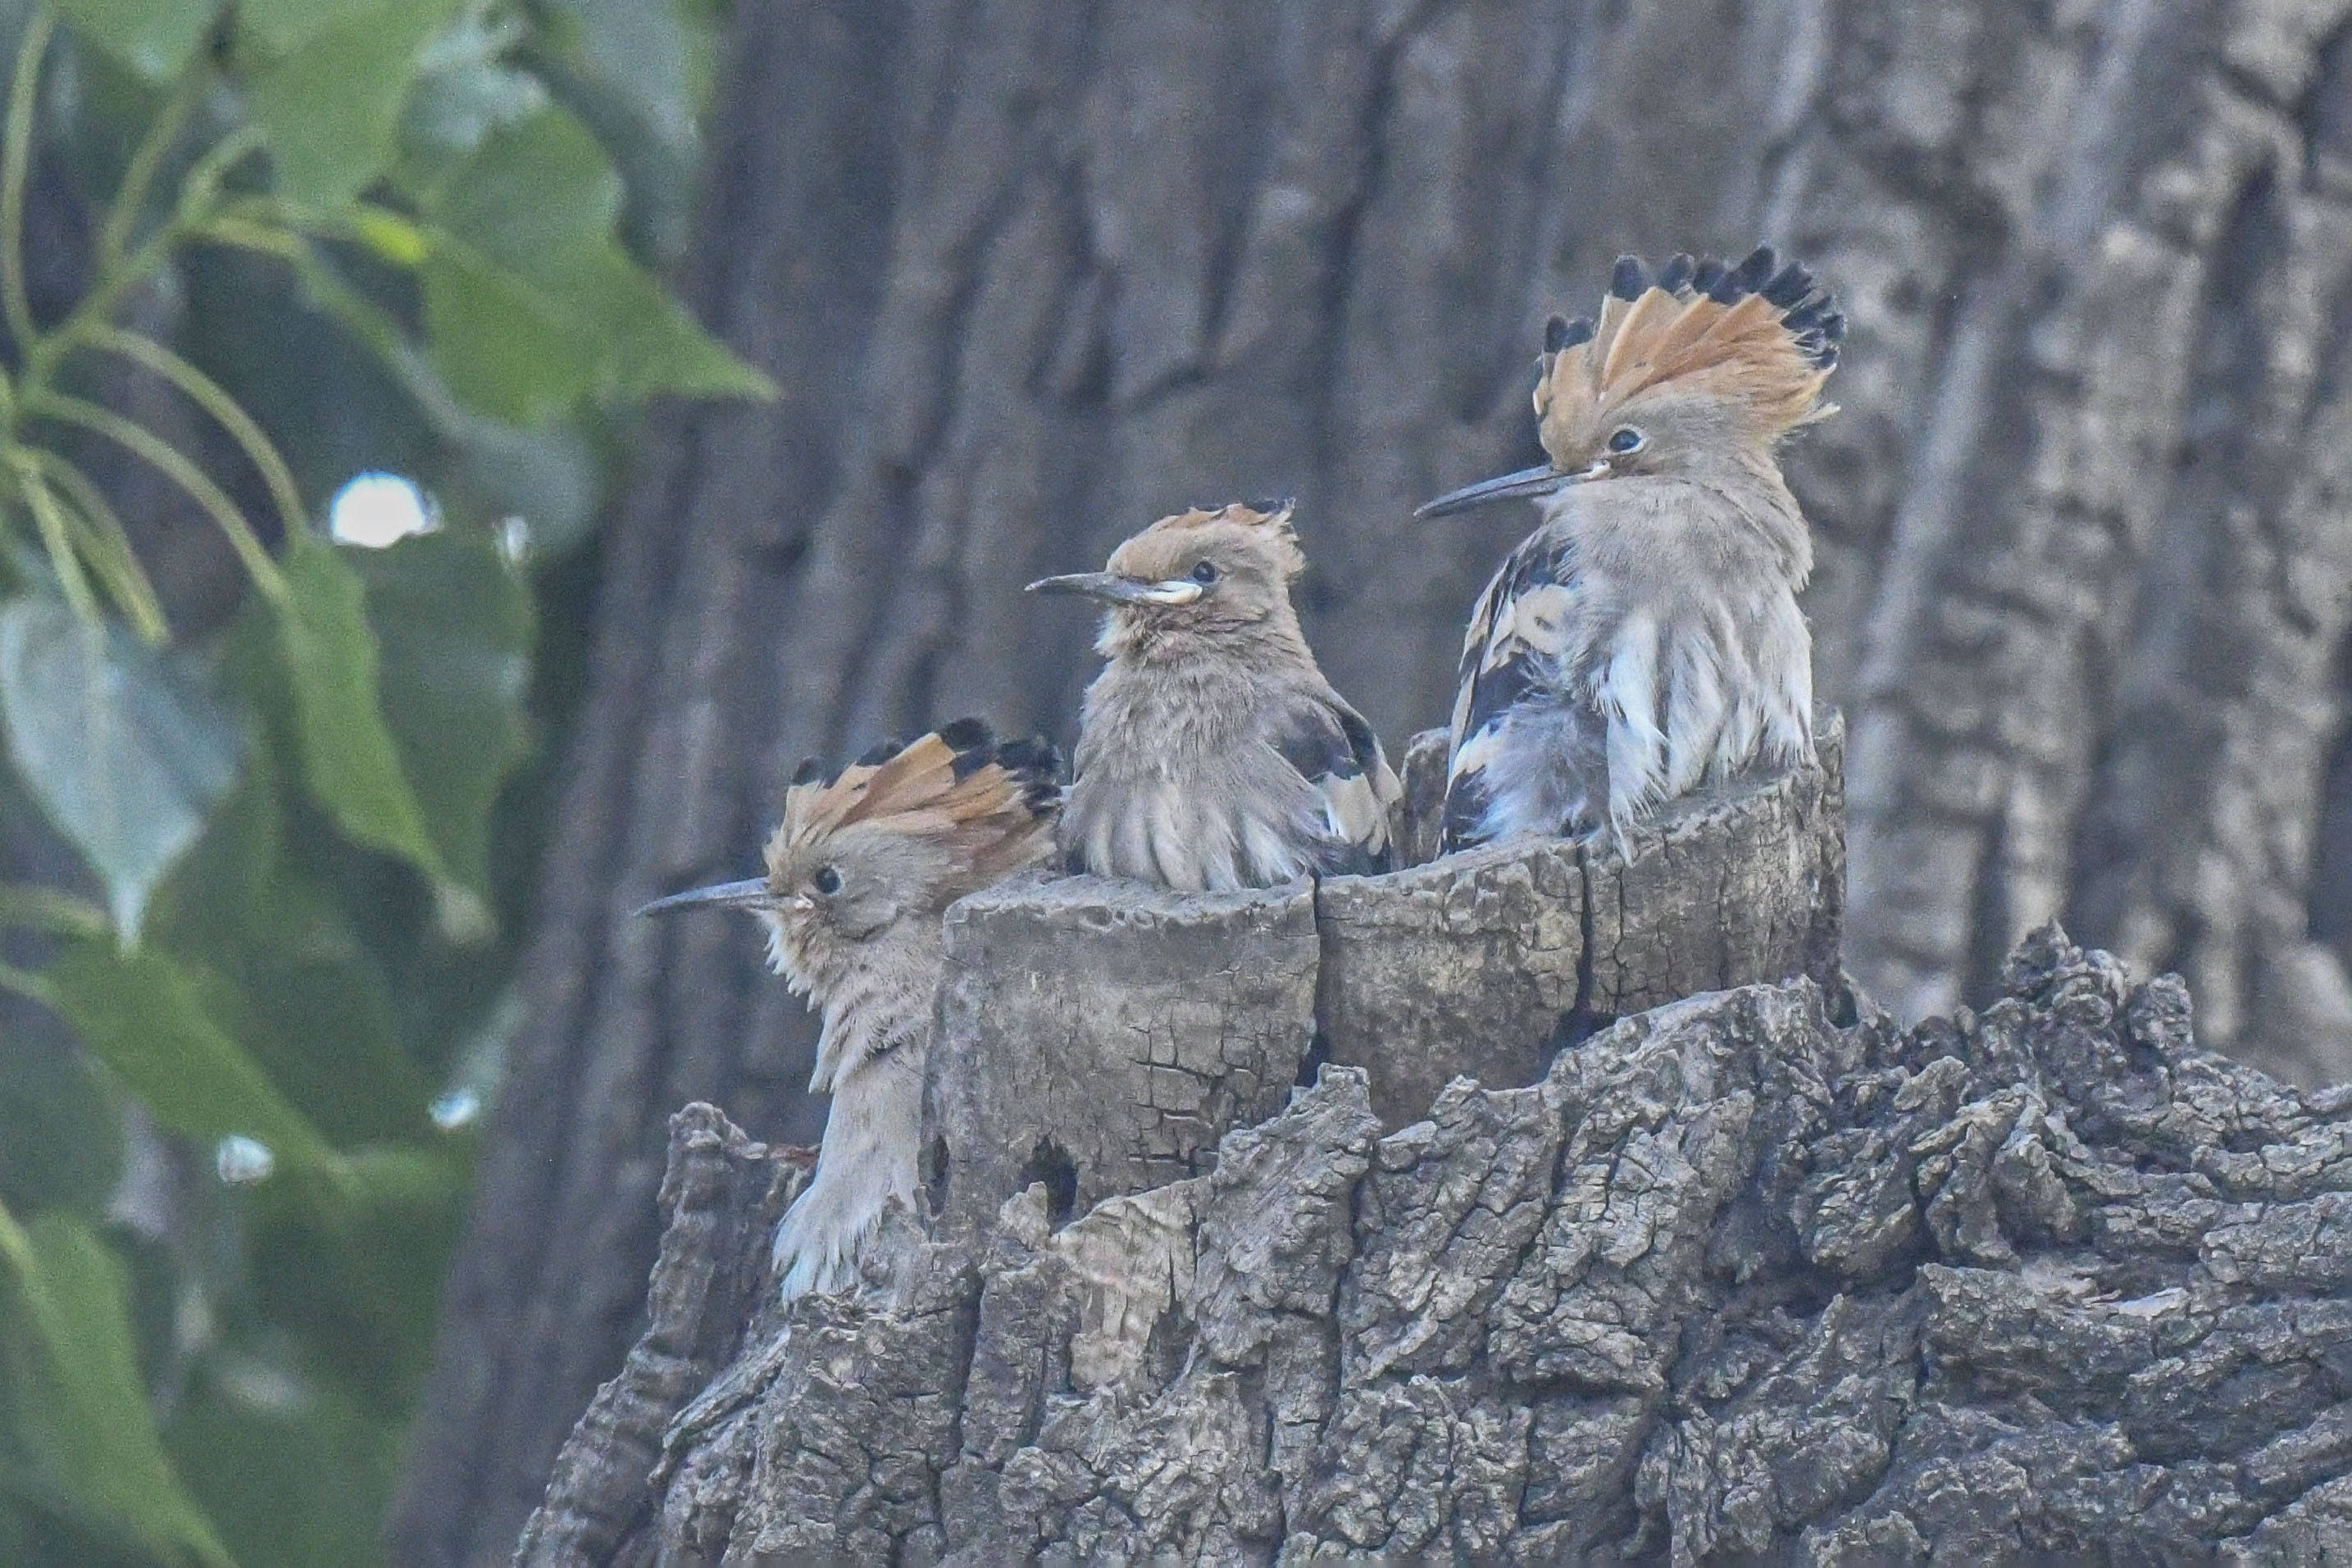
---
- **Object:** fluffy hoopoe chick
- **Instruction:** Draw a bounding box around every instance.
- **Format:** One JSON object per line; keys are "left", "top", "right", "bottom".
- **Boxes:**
{"left": 1027, "top": 499, "right": 1400, "bottom": 890}
{"left": 636, "top": 720, "right": 1058, "bottom": 1301}
{"left": 1418, "top": 247, "right": 1843, "bottom": 852}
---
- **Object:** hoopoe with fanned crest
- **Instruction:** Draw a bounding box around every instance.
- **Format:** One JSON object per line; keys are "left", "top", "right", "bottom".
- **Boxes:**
{"left": 1027, "top": 499, "right": 1400, "bottom": 890}
{"left": 1418, "top": 247, "right": 1842, "bottom": 852}
{"left": 636, "top": 720, "right": 1058, "bottom": 1301}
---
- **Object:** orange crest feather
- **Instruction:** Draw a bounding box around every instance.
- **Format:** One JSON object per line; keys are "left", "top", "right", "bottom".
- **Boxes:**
{"left": 1533, "top": 248, "right": 1843, "bottom": 452}
{"left": 769, "top": 720, "right": 1059, "bottom": 887}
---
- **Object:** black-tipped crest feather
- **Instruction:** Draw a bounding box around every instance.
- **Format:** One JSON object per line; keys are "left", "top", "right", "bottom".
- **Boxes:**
{"left": 937, "top": 716, "right": 990, "bottom": 752}
{"left": 1731, "top": 245, "right": 1776, "bottom": 291}
{"left": 1532, "top": 246, "right": 1843, "bottom": 441}
{"left": 1760, "top": 262, "right": 1812, "bottom": 307}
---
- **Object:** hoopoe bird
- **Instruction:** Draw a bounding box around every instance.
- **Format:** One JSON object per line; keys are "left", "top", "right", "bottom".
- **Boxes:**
{"left": 1027, "top": 499, "right": 1400, "bottom": 890}
{"left": 636, "top": 720, "right": 1058, "bottom": 1301}
{"left": 1418, "top": 247, "right": 1842, "bottom": 852}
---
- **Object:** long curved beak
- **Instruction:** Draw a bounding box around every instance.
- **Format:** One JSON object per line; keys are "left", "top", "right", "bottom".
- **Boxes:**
{"left": 634, "top": 877, "right": 772, "bottom": 919}
{"left": 1024, "top": 572, "right": 1203, "bottom": 606}
{"left": 1414, "top": 461, "right": 1602, "bottom": 518}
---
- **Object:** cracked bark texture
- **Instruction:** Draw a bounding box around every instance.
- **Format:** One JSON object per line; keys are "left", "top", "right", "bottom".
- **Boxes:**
{"left": 926, "top": 734, "right": 1839, "bottom": 1226}
{"left": 523, "top": 924, "right": 2352, "bottom": 1564}
{"left": 399, "top": 1, "right": 2352, "bottom": 1558}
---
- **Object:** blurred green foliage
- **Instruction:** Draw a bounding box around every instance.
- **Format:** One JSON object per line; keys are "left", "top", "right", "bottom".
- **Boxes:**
{"left": 0, "top": 0, "right": 762, "bottom": 1559}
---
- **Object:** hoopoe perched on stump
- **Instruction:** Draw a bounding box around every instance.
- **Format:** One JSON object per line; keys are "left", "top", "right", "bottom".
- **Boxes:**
{"left": 636, "top": 720, "right": 1058, "bottom": 1301}
{"left": 1029, "top": 499, "right": 1400, "bottom": 890}
{"left": 1419, "top": 247, "right": 1842, "bottom": 853}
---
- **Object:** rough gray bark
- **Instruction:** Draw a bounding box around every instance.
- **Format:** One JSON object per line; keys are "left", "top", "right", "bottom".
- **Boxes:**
{"left": 521, "top": 921, "right": 2352, "bottom": 1565}
{"left": 930, "top": 729, "right": 1841, "bottom": 1225}
{"left": 401, "top": 0, "right": 2352, "bottom": 1557}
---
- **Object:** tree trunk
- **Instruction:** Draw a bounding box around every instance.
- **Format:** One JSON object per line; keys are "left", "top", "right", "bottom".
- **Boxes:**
{"left": 394, "top": 1, "right": 2352, "bottom": 1559}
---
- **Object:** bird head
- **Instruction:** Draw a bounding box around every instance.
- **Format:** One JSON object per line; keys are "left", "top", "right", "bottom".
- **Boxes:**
{"left": 1026, "top": 499, "right": 1307, "bottom": 649}
{"left": 1417, "top": 248, "right": 1841, "bottom": 518}
{"left": 634, "top": 720, "right": 1059, "bottom": 998}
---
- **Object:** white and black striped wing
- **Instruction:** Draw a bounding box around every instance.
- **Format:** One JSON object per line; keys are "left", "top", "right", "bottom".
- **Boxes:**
{"left": 1440, "top": 529, "right": 1604, "bottom": 850}
{"left": 1266, "top": 695, "right": 1399, "bottom": 875}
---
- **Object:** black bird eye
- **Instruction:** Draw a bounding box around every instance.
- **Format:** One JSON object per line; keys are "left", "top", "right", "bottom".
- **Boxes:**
{"left": 812, "top": 866, "right": 841, "bottom": 896}
{"left": 1607, "top": 427, "right": 1645, "bottom": 455}
{"left": 1190, "top": 560, "right": 1218, "bottom": 584}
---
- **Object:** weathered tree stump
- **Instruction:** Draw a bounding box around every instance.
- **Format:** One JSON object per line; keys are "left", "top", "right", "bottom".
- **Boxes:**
{"left": 520, "top": 919, "right": 2352, "bottom": 1564}
{"left": 930, "top": 875, "right": 1322, "bottom": 1227}
{"left": 1318, "top": 720, "right": 1845, "bottom": 1127}
{"left": 513, "top": 726, "right": 2352, "bottom": 1564}
{"left": 932, "top": 723, "right": 1843, "bottom": 1209}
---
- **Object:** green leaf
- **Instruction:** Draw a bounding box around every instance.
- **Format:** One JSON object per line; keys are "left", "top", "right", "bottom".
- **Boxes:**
{"left": 140, "top": 753, "right": 432, "bottom": 1147}
{"left": 419, "top": 105, "right": 770, "bottom": 413}
{"left": 535, "top": 0, "right": 718, "bottom": 258}
{"left": 0, "top": 598, "right": 247, "bottom": 942}
{"left": 48, "top": 939, "right": 339, "bottom": 1173}
{"left": 275, "top": 534, "right": 446, "bottom": 882}
{"left": 0, "top": 1029, "right": 121, "bottom": 1224}
{"left": 398, "top": 10, "right": 545, "bottom": 167}
{"left": 433, "top": 103, "right": 618, "bottom": 284}
{"left": 210, "top": 945, "right": 426, "bottom": 1147}
{"left": 243, "top": 1144, "right": 466, "bottom": 1411}
{"left": 0, "top": 1205, "right": 233, "bottom": 1564}
{"left": 413, "top": 107, "right": 608, "bottom": 423}
{"left": 350, "top": 529, "right": 532, "bottom": 893}
{"left": 251, "top": 0, "right": 460, "bottom": 211}
{"left": 590, "top": 249, "right": 776, "bottom": 400}
{"left": 236, "top": 0, "right": 384, "bottom": 53}
{"left": 51, "top": 0, "right": 216, "bottom": 80}
{"left": 420, "top": 247, "right": 597, "bottom": 425}
{"left": 166, "top": 1348, "right": 398, "bottom": 1566}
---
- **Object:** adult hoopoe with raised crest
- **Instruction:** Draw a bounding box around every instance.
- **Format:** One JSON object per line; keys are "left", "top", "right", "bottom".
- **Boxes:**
{"left": 636, "top": 720, "right": 1058, "bottom": 1301}
{"left": 1418, "top": 247, "right": 1842, "bottom": 852}
{"left": 1028, "top": 499, "right": 1400, "bottom": 890}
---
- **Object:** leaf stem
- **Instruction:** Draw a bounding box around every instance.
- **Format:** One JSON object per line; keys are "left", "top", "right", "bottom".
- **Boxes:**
{"left": 83, "top": 324, "right": 307, "bottom": 537}
{"left": 24, "top": 446, "right": 167, "bottom": 641}
{"left": 8, "top": 450, "right": 98, "bottom": 622}
{"left": 175, "top": 124, "right": 261, "bottom": 220}
{"left": 0, "top": 956, "right": 54, "bottom": 1007}
{"left": 25, "top": 128, "right": 262, "bottom": 389}
{"left": 98, "top": 65, "right": 199, "bottom": 270}
{"left": 25, "top": 390, "right": 289, "bottom": 602}
{"left": 0, "top": 882, "right": 108, "bottom": 939}
{"left": 0, "top": 10, "right": 52, "bottom": 356}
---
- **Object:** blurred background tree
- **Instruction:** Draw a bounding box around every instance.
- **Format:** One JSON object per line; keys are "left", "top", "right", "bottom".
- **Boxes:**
{"left": 0, "top": 0, "right": 764, "bottom": 1560}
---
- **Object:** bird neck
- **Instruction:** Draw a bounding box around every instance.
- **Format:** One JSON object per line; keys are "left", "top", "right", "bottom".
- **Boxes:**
{"left": 1099, "top": 598, "right": 1312, "bottom": 668}
{"left": 1542, "top": 448, "right": 1811, "bottom": 579}
{"left": 1076, "top": 614, "right": 1318, "bottom": 772}
{"left": 809, "top": 920, "right": 945, "bottom": 1090}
